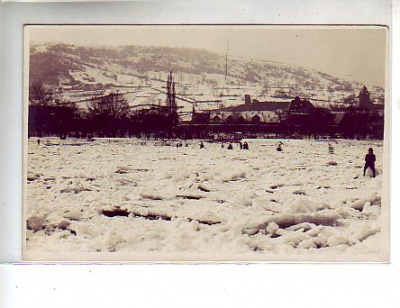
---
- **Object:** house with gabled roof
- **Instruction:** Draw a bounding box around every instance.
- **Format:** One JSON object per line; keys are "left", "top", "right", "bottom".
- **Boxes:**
{"left": 209, "top": 95, "right": 290, "bottom": 124}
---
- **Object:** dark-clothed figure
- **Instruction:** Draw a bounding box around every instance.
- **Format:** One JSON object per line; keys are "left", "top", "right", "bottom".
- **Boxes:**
{"left": 243, "top": 142, "right": 249, "bottom": 150}
{"left": 276, "top": 142, "right": 283, "bottom": 152}
{"left": 200, "top": 141, "right": 204, "bottom": 149}
{"left": 227, "top": 143, "right": 233, "bottom": 150}
{"left": 363, "top": 148, "right": 376, "bottom": 178}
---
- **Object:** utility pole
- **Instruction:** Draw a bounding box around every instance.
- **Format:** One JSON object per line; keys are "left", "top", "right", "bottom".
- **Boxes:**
{"left": 166, "top": 71, "right": 179, "bottom": 137}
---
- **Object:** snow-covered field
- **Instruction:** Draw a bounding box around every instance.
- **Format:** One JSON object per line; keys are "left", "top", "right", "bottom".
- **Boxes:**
{"left": 24, "top": 138, "right": 388, "bottom": 261}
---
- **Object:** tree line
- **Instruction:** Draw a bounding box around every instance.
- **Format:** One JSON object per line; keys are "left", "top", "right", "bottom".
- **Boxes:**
{"left": 28, "top": 83, "right": 176, "bottom": 138}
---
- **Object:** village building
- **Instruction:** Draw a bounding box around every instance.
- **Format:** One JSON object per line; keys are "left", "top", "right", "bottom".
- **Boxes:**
{"left": 359, "top": 85, "right": 372, "bottom": 108}
{"left": 208, "top": 95, "right": 290, "bottom": 124}
{"left": 329, "top": 86, "right": 384, "bottom": 139}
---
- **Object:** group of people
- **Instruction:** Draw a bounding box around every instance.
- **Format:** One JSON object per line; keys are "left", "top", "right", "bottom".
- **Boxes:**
{"left": 327, "top": 142, "right": 376, "bottom": 178}
{"left": 224, "top": 141, "right": 249, "bottom": 150}
{"left": 239, "top": 141, "right": 249, "bottom": 150}
{"left": 38, "top": 136, "right": 376, "bottom": 178}
{"left": 200, "top": 141, "right": 250, "bottom": 150}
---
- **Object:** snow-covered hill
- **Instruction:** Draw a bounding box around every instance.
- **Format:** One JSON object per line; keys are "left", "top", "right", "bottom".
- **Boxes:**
{"left": 29, "top": 43, "right": 385, "bottom": 110}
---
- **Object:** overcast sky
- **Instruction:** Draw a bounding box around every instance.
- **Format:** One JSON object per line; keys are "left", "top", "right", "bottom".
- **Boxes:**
{"left": 26, "top": 25, "right": 387, "bottom": 87}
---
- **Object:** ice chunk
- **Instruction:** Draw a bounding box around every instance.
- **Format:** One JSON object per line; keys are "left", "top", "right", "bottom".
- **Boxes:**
{"left": 222, "top": 171, "right": 246, "bottom": 182}
{"left": 327, "top": 235, "right": 348, "bottom": 247}
{"left": 63, "top": 210, "right": 82, "bottom": 221}
{"left": 365, "top": 167, "right": 374, "bottom": 178}
{"left": 284, "top": 197, "right": 318, "bottom": 214}
{"left": 266, "top": 222, "right": 279, "bottom": 235}
{"left": 27, "top": 171, "right": 41, "bottom": 181}
{"left": 297, "top": 238, "right": 318, "bottom": 249}
{"left": 26, "top": 216, "right": 46, "bottom": 232}
{"left": 252, "top": 198, "right": 282, "bottom": 213}
{"left": 283, "top": 231, "right": 311, "bottom": 248}
{"left": 107, "top": 231, "right": 125, "bottom": 251}
{"left": 349, "top": 199, "right": 366, "bottom": 211}
{"left": 140, "top": 186, "right": 175, "bottom": 200}
{"left": 54, "top": 218, "right": 71, "bottom": 230}
{"left": 353, "top": 225, "right": 381, "bottom": 242}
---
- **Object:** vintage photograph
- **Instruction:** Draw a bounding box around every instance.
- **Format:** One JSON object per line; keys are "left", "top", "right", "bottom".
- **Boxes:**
{"left": 24, "top": 25, "right": 389, "bottom": 261}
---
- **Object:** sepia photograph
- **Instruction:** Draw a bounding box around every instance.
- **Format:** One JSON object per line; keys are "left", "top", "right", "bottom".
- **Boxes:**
{"left": 23, "top": 25, "right": 389, "bottom": 261}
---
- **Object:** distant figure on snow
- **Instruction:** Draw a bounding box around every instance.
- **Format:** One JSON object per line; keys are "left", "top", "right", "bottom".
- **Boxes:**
{"left": 328, "top": 143, "right": 334, "bottom": 154}
{"left": 363, "top": 147, "right": 376, "bottom": 178}
{"left": 200, "top": 141, "right": 205, "bottom": 149}
{"left": 276, "top": 141, "right": 284, "bottom": 152}
{"left": 243, "top": 141, "right": 249, "bottom": 150}
{"left": 239, "top": 142, "right": 243, "bottom": 149}
{"left": 227, "top": 143, "right": 233, "bottom": 150}
{"left": 37, "top": 138, "right": 41, "bottom": 146}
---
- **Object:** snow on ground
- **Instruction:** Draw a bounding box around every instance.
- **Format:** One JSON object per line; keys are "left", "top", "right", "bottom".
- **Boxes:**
{"left": 25, "top": 138, "right": 386, "bottom": 261}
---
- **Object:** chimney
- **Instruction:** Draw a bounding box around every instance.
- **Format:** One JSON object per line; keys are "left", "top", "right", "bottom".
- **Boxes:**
{"left": 245, "top": 94, "right": 251, "bottom": 105}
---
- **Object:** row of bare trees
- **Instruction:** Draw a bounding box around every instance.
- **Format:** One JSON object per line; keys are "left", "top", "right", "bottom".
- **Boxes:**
{"left": 29, "top": 83, "right": 130, "bottom": 116}
{"left": 28, "top": 83, "right": 175, "bottom": 138}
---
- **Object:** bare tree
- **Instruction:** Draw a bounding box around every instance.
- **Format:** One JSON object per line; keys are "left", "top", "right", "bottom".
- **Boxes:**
{"left": 86, "top": 91, "right": 130, "bottom": 137}
{"left": 88, "top": 91, "right": 130, "bottom": 119}
{"left": 29, "top": 83, "right": 54, "bottom": 106}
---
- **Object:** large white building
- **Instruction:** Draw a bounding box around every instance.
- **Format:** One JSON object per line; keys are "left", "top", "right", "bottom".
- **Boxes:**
{"left": 209, "top": 95, "right": 290, "bottom": 124}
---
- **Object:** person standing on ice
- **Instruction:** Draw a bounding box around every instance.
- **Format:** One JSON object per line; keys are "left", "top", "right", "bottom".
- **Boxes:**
{"left": 363, "top": 147, "right": 376, "bottom": 178}
{"left": 200, "top": 141, "right": 205, "bottom": 149}
{"left": 276, "top": 141, "right": 284, "bottom": 152}
{"left": 328, "top": 143, "right": 334, "bottom": 154}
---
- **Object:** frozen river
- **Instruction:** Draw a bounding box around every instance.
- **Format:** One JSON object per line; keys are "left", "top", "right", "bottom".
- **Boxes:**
{"left": 24, "top": 138, "right": 388, "bottom": 261}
